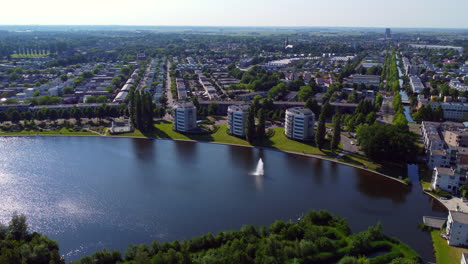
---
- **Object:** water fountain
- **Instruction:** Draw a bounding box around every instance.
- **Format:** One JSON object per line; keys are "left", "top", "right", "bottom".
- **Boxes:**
{"left": 252, "top": 158, "right": 264, "bottom": 176}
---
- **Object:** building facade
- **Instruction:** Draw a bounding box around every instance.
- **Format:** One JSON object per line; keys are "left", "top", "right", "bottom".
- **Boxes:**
{"left": 447, "top": 211, "right": 468, "bottom": 246}
{"left": 285, "top": 107, "right": 315, "bottom": 141}
{"left": 431, "top": 167, "right": 466, "bottom": 192}
{"left": 227, "top": 104, "right": 249, "bottom": 137}
{"left": 172, "top": 102, "right": 197, "bottom": 132}
{"left": 419, "top": 100, "right": 468, "bottom": 121}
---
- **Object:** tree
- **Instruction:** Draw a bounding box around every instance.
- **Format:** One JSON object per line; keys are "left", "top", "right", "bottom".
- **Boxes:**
{"left": 82, "top": 71, "right": 94, "bottom": 79}
{"left": 257, "top": 109, "right": 266, "bottom": 140}
{"left": 0, "top": 112, "right": 7, "bottom": 123}
{"left": 434, "top": 105, "right": 444, "bottom": 121}
{"left": 460, "top": 186, "right": 467, "bottom": 198}
{"left": 96, "top": 95, "right": 107, "bottom": 103}
{"left": 375, "top": 93, "right": 383, "bottom": 109}
{"left": 356, "top": 123, "right": 417, "bottom": 162}
{"left": 315, "top": 110, "right": 326, "bottom": 150}
{"left": 246, "top": 106, "right": 256, "bottom": 143}
{"left": 85, "top": 96, "right": 97, "bottom": 103}
{"left": 305, "top": 98, "right": 321, "bottom": 117}
{"left": 331, "top": 113, "right": 341, "bottom": 151}
{"left": 208, "top": 103, "right": 219, "bottom": 115}
{"left": 8, "top": 212, "right": 28, "bottom": 241}
{"left": 298, "top": 86, "right": 314, "bottom": 101}
{"left": 8, "top": 108, "right": 20, "bottom": 123}
{"left": 62, "top": 86, "right": 74, "bottom": 95}
{"left": 347, "top": 91, "right": 357, "bottom": 103}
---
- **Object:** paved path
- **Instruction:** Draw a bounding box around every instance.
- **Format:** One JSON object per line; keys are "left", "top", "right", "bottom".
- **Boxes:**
{"left": 424, "top": 191, "right": 468, "bottom": 212}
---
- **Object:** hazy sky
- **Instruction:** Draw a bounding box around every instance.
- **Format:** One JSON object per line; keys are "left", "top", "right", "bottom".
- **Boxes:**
{"left": 1, "top": 0, "right": 467, "bottom": 28}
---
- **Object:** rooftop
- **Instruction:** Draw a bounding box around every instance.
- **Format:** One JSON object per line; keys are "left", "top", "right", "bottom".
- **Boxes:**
{"left": 435, "top": 167, "right": 455, "bottom": 175}
{"left": 450, "top": 211, "right": 468, "bottom": 225}
{"left": 286, "top": 107, "right": 314, "bottom": 116}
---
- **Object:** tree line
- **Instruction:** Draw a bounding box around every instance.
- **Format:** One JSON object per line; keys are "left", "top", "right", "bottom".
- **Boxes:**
{"left": 69, "top": 210, "right": 419, "bottom": 264}
{"left": 0, "top": 104, "right": 127, "bottom": 123}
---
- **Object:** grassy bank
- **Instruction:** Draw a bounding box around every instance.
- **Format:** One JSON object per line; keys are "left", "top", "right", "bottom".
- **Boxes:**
{"left": 0, "top": 127, "right": 96, "bottom": 136}
{"left": 431, "top": 230, "right": 468, "bottom": 264}
{"left": 0, "top": 120, "right": 394, "bottom": 178}
{"left": 115, "top": 120, "right": 388, "bottom": 176}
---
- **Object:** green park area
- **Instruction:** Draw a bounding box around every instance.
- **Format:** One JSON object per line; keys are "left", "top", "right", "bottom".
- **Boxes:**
{"left": 116, "top": 120, "right": 385, "bottom": 174}
{"left": 431, "top": 230, "right": 468, "bottom": 264}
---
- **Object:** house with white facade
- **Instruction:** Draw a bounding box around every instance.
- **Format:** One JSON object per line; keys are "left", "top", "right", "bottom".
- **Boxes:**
{"left": 285, "top": 107, "right": 315, "bottom": 141}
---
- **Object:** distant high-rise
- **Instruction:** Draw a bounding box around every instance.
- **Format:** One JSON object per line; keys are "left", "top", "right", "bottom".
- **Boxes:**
{"left": 385, "top": 28, "right": 392, "bottom": 39}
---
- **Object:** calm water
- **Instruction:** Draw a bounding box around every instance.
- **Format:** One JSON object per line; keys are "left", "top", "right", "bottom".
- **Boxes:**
{"left": 0, "top": 137, "right": 446, "bottom": 261}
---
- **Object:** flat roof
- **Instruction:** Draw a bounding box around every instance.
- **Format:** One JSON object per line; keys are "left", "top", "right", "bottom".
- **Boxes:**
{"left": 450, "top": 211, "right": 468, "bottom": 224}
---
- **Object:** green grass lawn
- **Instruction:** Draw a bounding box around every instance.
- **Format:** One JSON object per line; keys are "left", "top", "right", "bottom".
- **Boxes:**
{"left": 0, "top": 127, "right": 95, "bottom": 136}
{"left": 115, "top": 121, "right": 388, "bottom": 173}
{"left": 421, "top": 181, "right": 432, "bottom": 190}
{"left": 431, "top": 230, "right": 468, "bottom": 264}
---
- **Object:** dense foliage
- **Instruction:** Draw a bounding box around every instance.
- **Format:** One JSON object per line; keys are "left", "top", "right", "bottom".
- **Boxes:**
{"left": 70, "top": 210, "right": 419, "bottom": 264}
{"left": 382, "top": 51, "right": 400, "bottom": 92}
{"left": 0, "top": 213, "right": 64, "bottom": 264}
{"left": 356, "top": 123, "right": 417, "bottom": 162}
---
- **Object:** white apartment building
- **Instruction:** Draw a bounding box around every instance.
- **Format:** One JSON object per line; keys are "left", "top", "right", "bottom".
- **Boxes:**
{"left": 410, "top": 76, "right": 424, "bottom": 93}
{"left": 172, "top": 102, "right": 197, "bottom": 132}
{"left": 421, "top": 122, "right": 449, "bottom": 168}
{"left": 227, "top": 104, "right": 249, "bottom": 137}
{"left": 432, "top": 167, "right": 466, "bottom": 193}
{"left": 285, "top": 107, "right": 315, "bottom": 141}
{"left": 447, "top": 211, "right": 468, "bottom": 246}
{"left": 344, "top": 74, "right": 380, "bottom": 86}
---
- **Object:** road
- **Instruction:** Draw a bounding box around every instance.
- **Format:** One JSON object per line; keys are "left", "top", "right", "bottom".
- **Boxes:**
{"left": 340, "top": 133, "right": 360, "bottom": 154}
{"left": 165, "top": 60, "right": 175, "bottom": 107}
{"left": 137, "top": 58, "right": 155, "bottom": 92}
{"left": 164, "top": 60, "right": 175, "bottom": 120}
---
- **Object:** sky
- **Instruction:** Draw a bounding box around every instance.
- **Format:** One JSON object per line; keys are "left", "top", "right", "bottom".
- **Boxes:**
{"left": 1, "top": 0, "right": 467, "bottom": 28}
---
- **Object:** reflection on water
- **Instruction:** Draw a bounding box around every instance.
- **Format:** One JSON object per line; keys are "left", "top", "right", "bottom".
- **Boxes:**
{"left": 356, "top": 170, "right": 411, "bottom": 204}
{"left": 0, "top": 137, "right": 447, "bottom": 262}
{"left": 132, "top": 138, "right": 154, "bottom": 160}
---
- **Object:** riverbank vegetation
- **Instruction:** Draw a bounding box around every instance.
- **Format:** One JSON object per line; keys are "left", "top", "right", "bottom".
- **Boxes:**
{"left": 431, "top": 230, "right": 468, "bottom": 264}
{"left": 0, "top": 213, "right": 64, "bottom": 264}
{"left": 70, "top": 210, "right": 419, "bottom": 264}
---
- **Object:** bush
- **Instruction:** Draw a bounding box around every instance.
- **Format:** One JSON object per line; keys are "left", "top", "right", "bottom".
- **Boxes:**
{"left": 434, "top": 189, "right": 452, "bottom": 198}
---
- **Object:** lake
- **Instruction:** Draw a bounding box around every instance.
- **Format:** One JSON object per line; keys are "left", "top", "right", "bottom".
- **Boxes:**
{"left": 0, "top": 136, "right": 446, "bottom": 261}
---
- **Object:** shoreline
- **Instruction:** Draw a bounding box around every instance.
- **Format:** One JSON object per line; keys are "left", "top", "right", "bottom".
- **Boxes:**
{"left": 0, "top": 132, "right": 407, "bottom": 185}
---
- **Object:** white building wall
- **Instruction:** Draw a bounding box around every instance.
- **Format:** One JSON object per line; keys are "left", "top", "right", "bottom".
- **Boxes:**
{"left": 447, "top": 214, "right": 468, "bottom": 246}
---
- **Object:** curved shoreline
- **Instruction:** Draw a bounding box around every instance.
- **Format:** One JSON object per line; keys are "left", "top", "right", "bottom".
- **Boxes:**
{"left": 0, "top": 133, "right": 408, "bottom": 185}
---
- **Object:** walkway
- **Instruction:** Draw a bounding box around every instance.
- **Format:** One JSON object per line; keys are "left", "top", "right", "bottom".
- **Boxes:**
{"left": 424, "top": 191, "right": 468, "bottom": 212}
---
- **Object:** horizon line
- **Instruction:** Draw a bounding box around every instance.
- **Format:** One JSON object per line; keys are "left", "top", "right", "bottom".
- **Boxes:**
{"left": 0, "top": 24, "right": 467, "bottom": 30}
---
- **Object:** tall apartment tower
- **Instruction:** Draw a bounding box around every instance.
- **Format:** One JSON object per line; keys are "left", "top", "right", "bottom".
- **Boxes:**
{"left": 172, "top": 101, "right": 197, "bottom": 132}
{"left": 285, "top": 107, "right": 315, "bottom": 141}
{"left": 227, "top": 104, "right": 250, "bottom": 137}
{"left": 385, "top": 28, "right": 392, "bottom": 39}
